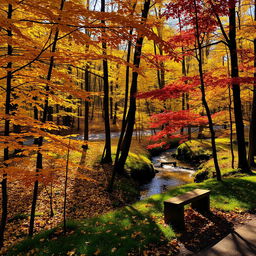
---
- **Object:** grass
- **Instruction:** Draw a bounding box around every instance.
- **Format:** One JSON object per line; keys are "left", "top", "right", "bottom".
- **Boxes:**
{"left": 7, "top": 175, "right": 256, "bottom": 256}
{"left": 177, "top": 138, "right": 244, "bottom": 179}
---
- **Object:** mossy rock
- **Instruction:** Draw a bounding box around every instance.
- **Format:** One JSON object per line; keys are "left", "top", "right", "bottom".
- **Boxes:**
{"left": 176, "top": 141, "right": 211, "bottom": 164}
{"left": 194, "top": 170, "right": 209, "bottom": 183}
{"left": 130, "top": 165, "right": 155, "bottom": 184}
{"left": 125, "top": 153, "right": 155, "bottom": 184}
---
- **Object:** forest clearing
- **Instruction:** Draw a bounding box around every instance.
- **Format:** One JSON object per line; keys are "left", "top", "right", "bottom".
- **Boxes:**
{"left": 0, "top": 0, "right": 256, "bottom": 255}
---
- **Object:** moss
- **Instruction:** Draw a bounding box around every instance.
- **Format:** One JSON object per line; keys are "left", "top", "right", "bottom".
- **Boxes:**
{"left": 176, "top": 140, "right": 212, "bottom": 164}
{"left": 125, "top": 153, "right": 155, "bottom": 184}
{"left": 178, "top": 138, "right": 250, "bottom": 182}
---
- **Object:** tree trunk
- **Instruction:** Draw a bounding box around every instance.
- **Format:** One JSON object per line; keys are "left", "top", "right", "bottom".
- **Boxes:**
{"left": 108, "top": 0, "right": 151, "bottom": 191}
{"left": 110, "top": 82, "right": 113, "bottom": 119}
{"left": 226, "top": 48, "right": 235, "bottom": 169}
{"left": 228, "top": 84, "right": 235, "bottom": 169}
{"left": 101, "top": 0, "right": 112, "bottom": 163}
{"left": 186, "top": 93, "right": 192, "bottom": 140}
{"left": 111, "top": 1, "right": 136, "bottom": 182}
{"left": 180, "top": 30, "right": 186, "bottom": 135}
{"left": 84, "top": 64, "right": 90, "bottom": 147}
{"left": 113, "top": 28, "right": 133, "bottom": 167}
{"left": 0, "top": 4, "right": 12, "bottom": 249}
{"left": 248, "top": 0, "right": 256, "bottom": 167}
{"left": 194, "top": 0, "right": 221, "bottom": 181}
{"left": 228, "top": 0, "right": 251, "bottom": 173}
{"left": 63, "top": 139, "right": 71, "bottom": 234}
{"left": 29, "top": 0, "right": 66, "bottom": 236}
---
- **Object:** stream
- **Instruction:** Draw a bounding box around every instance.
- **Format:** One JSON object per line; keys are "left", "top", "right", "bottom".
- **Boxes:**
{"left": 22, "top": 130, "right": 196, "bottom": 200}
{"left": 140, "top": 149, "right": 195, "bottom": 200}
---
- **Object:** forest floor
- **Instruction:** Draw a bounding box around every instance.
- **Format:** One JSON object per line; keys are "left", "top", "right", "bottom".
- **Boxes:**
{"left": 0, "top": 137, "right": 152, "bottom": 254}
{"left": 4, "top": 175, "right": 256, "bottom": 256}
{"left": 2, "top": 132, "right": 256, "bottom": 255}
{"left": 0, "top": 161, "right": 139, "bottom": 254}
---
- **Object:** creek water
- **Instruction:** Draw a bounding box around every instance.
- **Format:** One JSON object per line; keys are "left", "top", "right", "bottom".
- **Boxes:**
{"left": 21, "top": 130, "right": 196, "bottom": 200}
{"left": 140, "top": 149, "right": 195, "bottom": 200}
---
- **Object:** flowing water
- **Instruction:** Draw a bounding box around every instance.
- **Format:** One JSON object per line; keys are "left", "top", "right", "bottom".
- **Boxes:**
{"left": 140, "top": 149, "right": 195, "bottom": 200}
{"left": 21, "top": 130, "right": 196, "bottom": 200}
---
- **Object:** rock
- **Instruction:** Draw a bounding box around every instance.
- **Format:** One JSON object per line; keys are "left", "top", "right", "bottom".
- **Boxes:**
{"left": 131, "top": 164, "right": 156, "bottom": 184}
{"left": 194, "top": 170, "right": 209, "bottom": 183}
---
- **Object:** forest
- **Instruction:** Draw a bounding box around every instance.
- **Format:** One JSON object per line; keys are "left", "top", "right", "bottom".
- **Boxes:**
{"left": 0, "top": 0, "right": 256, "bottom": 255}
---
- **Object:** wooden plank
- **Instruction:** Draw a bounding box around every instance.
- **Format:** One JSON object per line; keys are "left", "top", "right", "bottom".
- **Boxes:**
{"left": 164, "top": 189, "right": 210, "bottom": 206}
{"left": 160, "top": 161, "right": 177, "bottom": 167}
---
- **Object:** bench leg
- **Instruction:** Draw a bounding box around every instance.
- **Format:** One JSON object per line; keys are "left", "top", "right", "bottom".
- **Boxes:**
{"left": 164, "top": 203, "right": 185, "bottom": 230}
{"left": 191, "top": 196, "right": 210, "bottom": 213}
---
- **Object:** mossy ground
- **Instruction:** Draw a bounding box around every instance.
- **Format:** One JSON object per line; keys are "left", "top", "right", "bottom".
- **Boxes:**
{"left": 176, "top": 138, "right": 250, "bottom": 180}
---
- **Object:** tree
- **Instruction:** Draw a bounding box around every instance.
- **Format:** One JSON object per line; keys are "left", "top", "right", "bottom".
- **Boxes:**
{"left": 192, "top": 0, "right": 221, "bottom": 180}
{"left": 210, "top": 0, "right": 251, "bottom": 173}
{"left": 29, "top": 0, "right": 67, "bottom": 237}
{"left": 156, "top": 0, "right": 223, "bottom": 180}
{"left": 0, "top": 3, "right": 13, "bottom": 249}
{"left": 248, "top": 0, "right": 256, "bottom": 167}
{"left": 101, "top": 0, "right": 112, "bottom": 164}
{"left": 109, "top": 0, "right": 151, "bottom": 191}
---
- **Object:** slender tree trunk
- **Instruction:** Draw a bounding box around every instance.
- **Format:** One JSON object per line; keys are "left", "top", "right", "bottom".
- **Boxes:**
{"left": 186, "top": 93, "right": 192, "bottom": 140}
{"left": 44, "top": 181, "right": 54, "bottom": 217}
{"left": 108, "top": 0, "right": 151, "bottom": 191}
{"left": 112, "top": 16, "right": 136, "bottom": 180}
{"left": 194, "top": 0, "right": 221, "bottom": 181}
{"left": 0, "top": 4, "right": 12, "bottom": 248}
{"left": 248, "top": 0, "right": 256, "bottom": 167}
{"left": 226, "top": 49, "right": 235, "bottom": 169}
{"left": 63, "top": 138, "right": 71, "bottom": 234}
{"left": 113, "top": 29, "right": 132, "bottom": 161}
{"left": 110, "top": 82, "right": 113, "bottom": 119}
{"left": 180, "top": 33, "right": 186, "bottom": 135}
{"left": 29, "top": 0, "right": 66, "bottom": 236}
{"left": 84, "top": 64, "right": 90, "bottom": 147}
{"left": 101, "top": 0, "right": 112, "bottom": 163}
{"left": 228, "top": 84, "right": 235, "bottom": 169}
{"left": 178, "top": 16, "right": 191, "bottom": 139}
{"left": 228, "top": 0, "right": 251, "bottom": 173}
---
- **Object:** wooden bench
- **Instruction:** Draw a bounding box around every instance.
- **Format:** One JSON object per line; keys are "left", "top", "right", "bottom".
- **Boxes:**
{"left": 160, "top": 161, "right": 177, "bottom": 167}
{"left": 164, "top": 189, "right": 210, "bottom": 230}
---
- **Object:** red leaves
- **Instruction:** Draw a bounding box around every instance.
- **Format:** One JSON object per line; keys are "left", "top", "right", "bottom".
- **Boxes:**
{"left": 147, "top": 142, "right": 167, "bottom": 150}
{"left": 163, "top": 0, "right": 218, "bottom": 33}
{"left": 145, "top": 110, "right": 208, "bottom": 148}
{"left": 138, "top": 80, "right": 196, "bottom": 101}
{"left": 150, "top": 110, "right": 206, "bottom": 128}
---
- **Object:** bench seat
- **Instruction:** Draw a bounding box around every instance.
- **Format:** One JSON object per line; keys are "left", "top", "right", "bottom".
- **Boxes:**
{"left": 164, "top": 189, "right": 210, "bottom": 230}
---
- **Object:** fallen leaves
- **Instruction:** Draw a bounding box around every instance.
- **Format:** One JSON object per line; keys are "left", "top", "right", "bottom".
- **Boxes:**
{"left": 94, "top": 249, "right": 101, "bottom": 255}
{"left": 178, "top": 208, "right": 253, "bottom": 252}
{"left": 0, "top": 161, "right": 138, "bottom": 252}
{"left": 111, "top": 247, "right": 117, "bottom": 253}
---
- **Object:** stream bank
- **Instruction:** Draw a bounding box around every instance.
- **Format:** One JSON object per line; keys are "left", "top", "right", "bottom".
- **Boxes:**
{"left": 139, "top": 148, "right": 196, "bottom": 199}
